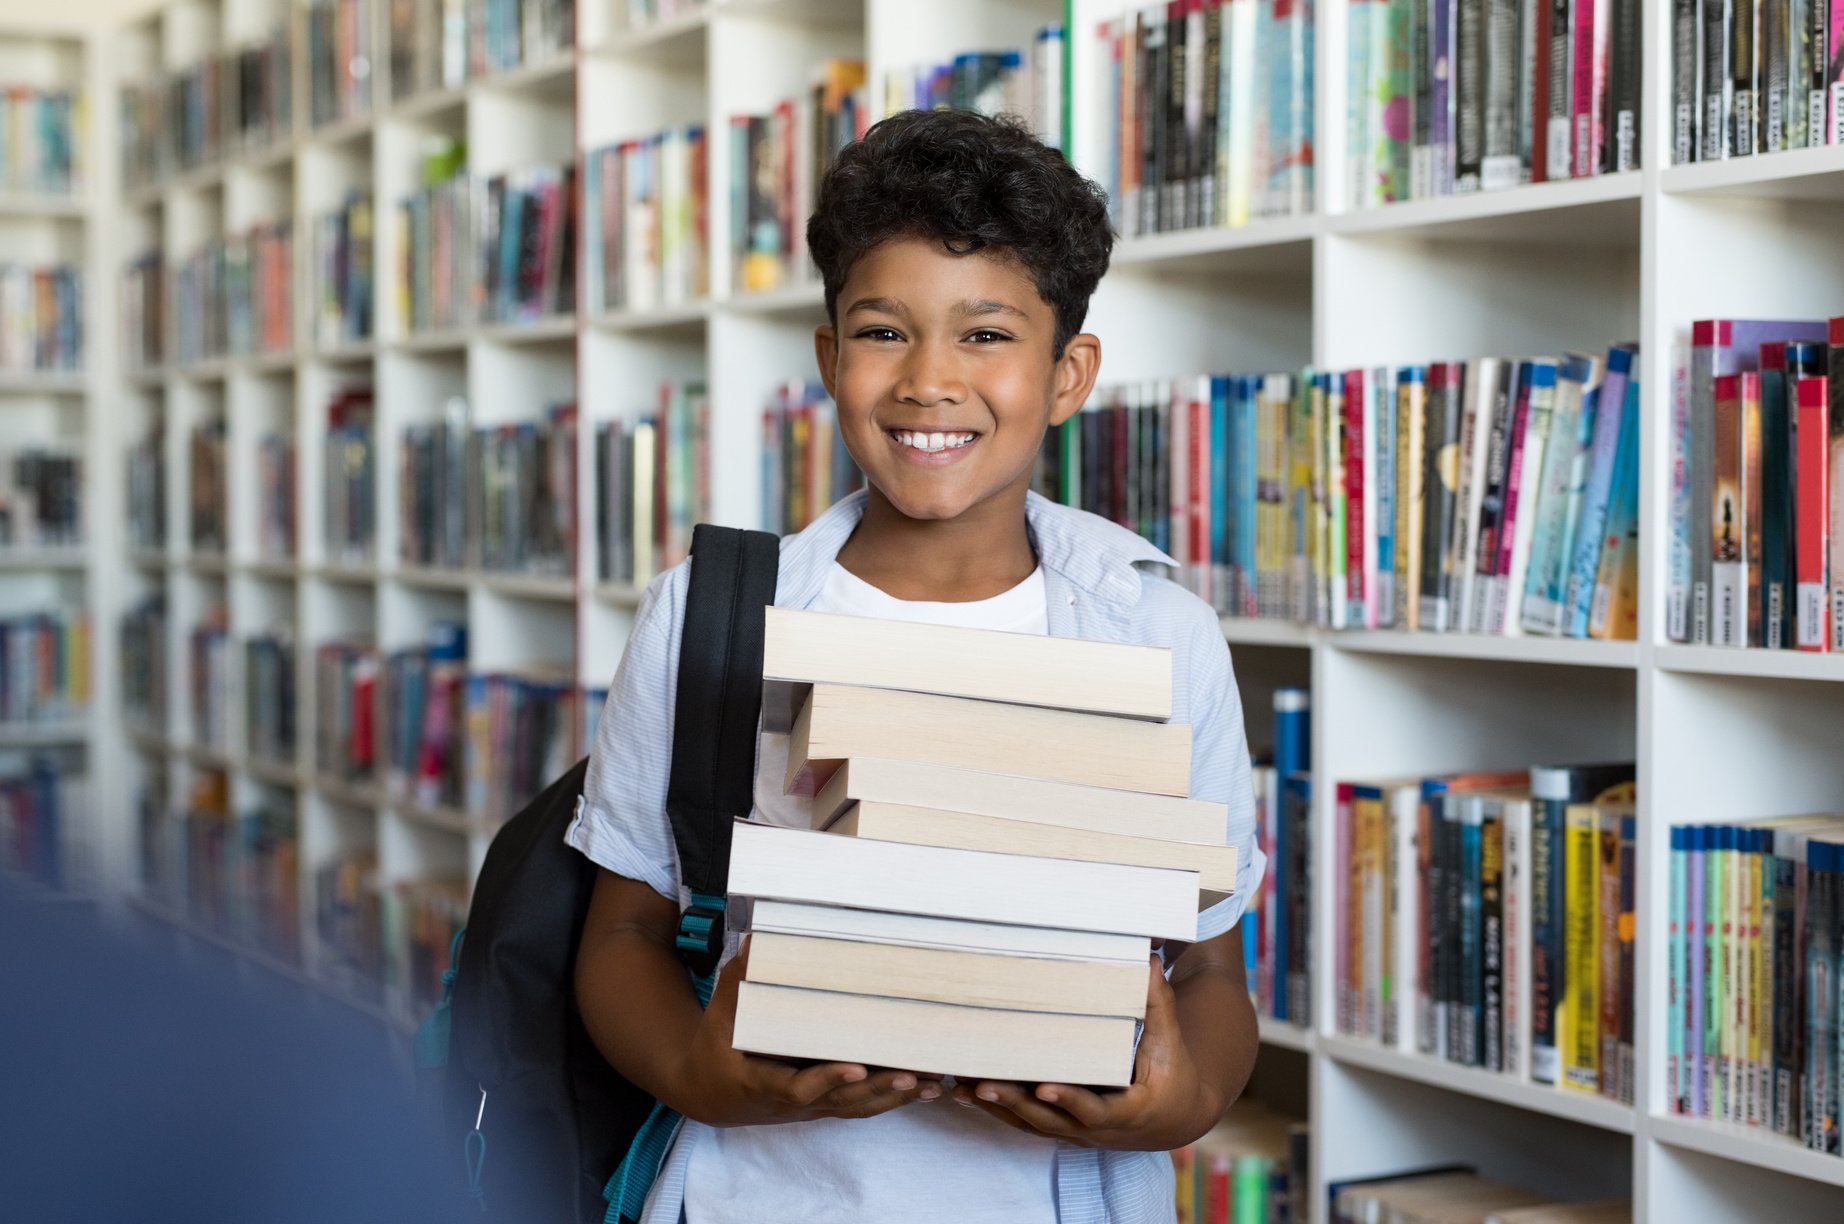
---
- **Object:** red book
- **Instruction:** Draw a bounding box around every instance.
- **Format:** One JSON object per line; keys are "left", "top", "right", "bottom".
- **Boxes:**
{"left": 1830, "top": 318, "right": 1844, "bottom": 650}
{"left": 1797, "top": 376, "right": 1829, "bottom": 650}
{"left": 1344, "top": 369, "right": 1367, "bottom": 626}
{"left": 1188, "top": 384, "right": 1211, "bottom": 607}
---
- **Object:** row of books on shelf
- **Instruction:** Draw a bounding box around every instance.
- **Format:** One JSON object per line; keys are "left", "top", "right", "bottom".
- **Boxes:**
{"left": 171, "top": 223, "right": 294, "bottom": 364}
{"left": 187, "top": 607, "right": 231, "bottom": 754}
{"left": 395, "top": 144, "right": 576, "bottom": 333}
{"left": 1347, "top": 0, "right": 1639, "bottom": 209}
{"left": 584, "top": 128, "right": 709, "bottom": 315}
{"left": 1327, "top": 762, "right": 1637, "bottom": 1106}
{"left": 1171, "top": 1101, "right": 1306, "bottom": 1224}
{"left": 139, "top": 778, "right": 301, "bottom": 962}
{"left": 0, "top": 756, "right": 85, "bottom": 891}
{"left": 1667, "top": 815, "right": 1844, "bottom": 1155}
{"left": 399, "top": 397, "right": 576, "bottom": 574}
{"left": 594, "top": 383, "right": 708, "bottom": 587}
{"left": 1032, "top": 345, "right": 1640, "bottom": 639}
{"left": 1669, "top": 315, "right": 1844, "bottom": 650}
{"left": 0, "top": 262, "right": 81, "bottom": 374}
{"left": 732, "top": 60, "right": 867, "bottom": 295}
{"left": 120, "top": 595, "right": 164, "bottom": 725}
{"left": 314, "top": 192, "right": 375, "bottom": 348}
{"left": 313, "top": 635, "right": 580, "bottom": 822}
{"left": 305, "top": 0, "right": 373, "bottom": 130}
{"left": 190, "top": 418, "right": 226, "bottom": 551}
{"left": 761, "top": 379, "right": 861, "bottom": 539}
{"left": 386, "top": 0, "right": 574, "bottom": 104}
{"left": 1672, "top": 0, "right": 1844, "bottom": 163}
{"left": 0, "top": 445, "right": 81, "bottom": 548}
{"left": 1247, "top": 689, "right": 1313, "bottom": 1024}
{"left": 118, "top": 23, "right": 292, "bottom": 190}
{"left": 0, "top": 85, "right": 83, "bottom": 195}
{"left": 1, "top": 610, "right": 88, "bottom": 725}
{"left": 129, "top": 424, "right": 163, "bottom": 549}
{"left": 245, "top": 630, "right": 296, "bottom": 765}
{"left": 882, "top": 30, "right": 1066, "bottom": 151}
{"left": 1096, "top": 0, "right": 1313, "bottom": 233}
{"left": 314, "top": 849, "right": 469, "bottom": 1022}
{"left": 617, "top": 0, "right": 697, "bottom": 34}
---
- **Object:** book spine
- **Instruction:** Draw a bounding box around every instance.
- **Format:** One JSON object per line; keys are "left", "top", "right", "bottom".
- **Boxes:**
{"left": 1565, "top": 347, "right": 1633, "bottom": 637}
{"left": 1421, "top": 364, "right": 1459, "bottom": 630}
{"left": 1711, "top": 826, "right": 1731, "bottom": 1120}
{"left": 1773, "top": 837, "right": 1799, "bottom": 1134}
{"left": 1811, "top": 840, "right": 1837, "bottom": 1149}
{"left": 1765, "top": 0, "right": 1791, "bottom": 150}
{"left": 1482, "top": 802, "right": 1504, "bottom": 1071}
{"left": 1797, "top": 376, "right": 1831, "bottom": 649}
{"left": 1415, "top": 0, "right": 1438, "bottom": 193}
{"left": 1563, "top": 801, "right": 1602, "bottom": 1092}
{"left": 1588, "top": 386, "right": 1640, "bottom": 639}
{"left": 1472, "top": 361, "right": 1516, "bottom": 633}
{"left": 1742, "top": 371, "right": 1766, "bottom": 647}
{"left": 1522, "top": 354, "right": 1594, "bottom": 633}
{"left": 1482, "top": 0, "right": 1522, "bottom": 188}
{"left": 1375, "top": 367, "right": 1398, "bottom": 627}
{"left": 1670, "top": 826, "right": 1690, "bottom": 1111}
{"left": 1451, "top": 360, "right": 1492, "bottom": 631}
{"left": 1456, "top": 0, "right": 1486, "bottom": 190}
{"left": 1418, "top": 788, "right": 1441, "bottom": 1055}
{"left": 1344, "top": 370, "right": 1369, "bottom": 626}
{"left": 1712, "top": 374, "right": 1745, "bottom": 646}
{"left": 1830, "top": 318, "right": 1844, "bottom": 650}
{"left": 1460, "top": 797, "right": 1483, "bottom": 1064}
{"left": 1701, "top": 0, "right": 1731, "bottom": 161}
{"left": 1435, "top": 0, "right": 1458, "bottom": 192}
{"left": 1734, "top": 0, "right": 1760, "bottom": 155}
{"left": 1762, "top": 353, "right": 1794, "bottom": 648}
{"left": 1689, "top": 826, "right": 1709, "bottom": 1116}
{"left": 1598, "top": 809, "right": 1623, "bottom": 1097}
{"left": 1608, "top": 0, "right": 1642, "bottom": 168}
{"left": 1397, "top": 370, "right": 1427, "bottom": 630}
{"left": 1668, "top": 342, "right": 1694, "bottom": 640}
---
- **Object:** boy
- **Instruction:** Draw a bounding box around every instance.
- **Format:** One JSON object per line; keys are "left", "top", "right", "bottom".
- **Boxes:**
{"left": 570, "top": 109, "right": 1264, "bottom": 1223}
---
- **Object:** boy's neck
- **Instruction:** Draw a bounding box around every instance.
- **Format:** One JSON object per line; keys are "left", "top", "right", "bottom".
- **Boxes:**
{"left": 833, "top": 484, "right": 1038, "bottom": 603}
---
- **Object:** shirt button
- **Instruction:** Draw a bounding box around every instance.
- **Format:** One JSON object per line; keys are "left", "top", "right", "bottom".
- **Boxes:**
{"left": 1067, "top": 594, "right": 1077, "bottom": 606}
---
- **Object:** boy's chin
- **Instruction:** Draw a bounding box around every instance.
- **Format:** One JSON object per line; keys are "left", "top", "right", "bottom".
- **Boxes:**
{"left": 872, "top": 482, "right": 990, "bottom": 524}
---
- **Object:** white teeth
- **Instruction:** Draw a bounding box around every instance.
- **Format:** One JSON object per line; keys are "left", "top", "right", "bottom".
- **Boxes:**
{"left": 893, "top": 430, "right": 975, "bottom": 453}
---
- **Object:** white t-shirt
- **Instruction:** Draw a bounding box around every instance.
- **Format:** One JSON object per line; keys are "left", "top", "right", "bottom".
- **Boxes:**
{"left": 678, "top": 561, "right": 1057, "bottom": 1224}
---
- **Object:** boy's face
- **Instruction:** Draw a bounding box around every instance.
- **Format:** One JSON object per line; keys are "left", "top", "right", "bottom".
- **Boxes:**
{"left": 815, "top": 236, "right": 1099, "bottom": 526}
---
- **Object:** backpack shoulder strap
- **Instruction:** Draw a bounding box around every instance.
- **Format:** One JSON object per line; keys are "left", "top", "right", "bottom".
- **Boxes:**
{"left": 666, "top": 523, "right": 779, "bottom": 977}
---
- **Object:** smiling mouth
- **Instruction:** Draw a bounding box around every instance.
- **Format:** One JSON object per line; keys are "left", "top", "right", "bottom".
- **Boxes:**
{"left": 889, "top": 429, "right": 978, "bottom": 453}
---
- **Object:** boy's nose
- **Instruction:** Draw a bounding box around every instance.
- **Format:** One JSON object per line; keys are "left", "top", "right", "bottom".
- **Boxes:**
{"left": 895, "top": 344, "right": 967, "bottom": 407}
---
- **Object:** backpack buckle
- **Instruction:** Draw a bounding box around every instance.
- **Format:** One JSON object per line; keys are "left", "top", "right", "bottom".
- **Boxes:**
{"left": 675, "top": 891, "right": 727, "bottom": 976}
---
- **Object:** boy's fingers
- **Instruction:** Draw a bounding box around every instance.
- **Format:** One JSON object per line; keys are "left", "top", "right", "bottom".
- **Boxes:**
{"left": 818, "top": 1069, "right": 922, "bottom": 1110}
{"left": 1032, "top": 1082, "right": 1114, "bottom": 1128}
{"left": 780, "top": 1060, "right": 871, "bottom": 1106}
{"left": 823, "top": 1077, "right": 940, "bottom": 1119}
{"left": 966, "top": 1081, "right": 1080, "bottom": 1138}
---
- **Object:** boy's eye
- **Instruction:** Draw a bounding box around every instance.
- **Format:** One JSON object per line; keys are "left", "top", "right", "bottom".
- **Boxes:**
{"left": 965, "top": 329, "right": 1012, "bottom": 344}
{"left": 853, "top": 327, "right": 903, "bottom": 342}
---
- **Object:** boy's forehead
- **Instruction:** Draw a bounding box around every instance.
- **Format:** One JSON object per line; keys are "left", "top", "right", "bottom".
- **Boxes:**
{"left": 843, "top": 236, "right": 1047, "bottom": 313}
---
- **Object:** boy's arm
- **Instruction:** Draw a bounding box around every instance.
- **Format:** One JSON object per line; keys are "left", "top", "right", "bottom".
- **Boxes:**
{"left": 950, "top": 925, "right": 1257, "bottom": 1150}
{"left": 574, "top": 867, "right": 940, "bottom": 1127}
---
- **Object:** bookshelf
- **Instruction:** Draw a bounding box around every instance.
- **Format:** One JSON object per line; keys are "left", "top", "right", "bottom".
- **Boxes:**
{"left": 95, "top": 0, "right": 1844, "bottom": 1219}
{"left": 0, "top": 18, "right": 109, "bottom": 908}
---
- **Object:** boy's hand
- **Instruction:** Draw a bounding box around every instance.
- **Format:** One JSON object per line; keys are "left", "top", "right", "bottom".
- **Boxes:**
{"left": 952, "top": 957, "right": 1220, "bottom": 1150}
{"left": 674, "top": 936, "right": 940, "bottom": 1127}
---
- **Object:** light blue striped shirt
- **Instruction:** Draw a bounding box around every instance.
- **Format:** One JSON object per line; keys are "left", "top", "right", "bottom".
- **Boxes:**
{"left": 566, "top": 488, "right": 1265, "bottom": 1223}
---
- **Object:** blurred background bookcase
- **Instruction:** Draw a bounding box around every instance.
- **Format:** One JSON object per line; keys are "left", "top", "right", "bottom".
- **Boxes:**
{"left": 67, "top": 0, "right": 1844, "bottom": 1218}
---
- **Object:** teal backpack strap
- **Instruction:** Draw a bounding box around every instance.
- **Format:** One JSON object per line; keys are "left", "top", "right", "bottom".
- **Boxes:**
{"left": 414, "top": 928, "right": 467, "bottom": 1071}
{"left": 602, "top": 966, "right": 718, "bottom": 1224}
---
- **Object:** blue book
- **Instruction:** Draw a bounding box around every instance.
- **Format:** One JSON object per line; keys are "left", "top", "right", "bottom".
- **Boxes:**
{"left": 1234, "top": 375, "right": 1261, "bottom": 616}
{"left": 1578, "top": 374, "right": 1641, "bottom": 638}
{"left": 1562, "top": 346, "right": 1635, "bottom": 635}
{"left": 1375, "top": 367, "right": 1398, "bottom": 627}
{"left": 1210, "top": 376, "right": 1231, "bottom": 605}
{"left": 1459, "top": 795, "right": 1484, "bottom": 1066}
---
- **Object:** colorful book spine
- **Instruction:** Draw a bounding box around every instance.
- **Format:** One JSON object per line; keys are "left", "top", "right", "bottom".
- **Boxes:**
{"left": 1797, "top": 375, "right": 1831, "bottom": 650}
{"left": 1564, "top": 345, "right": 1633, "bottom": 638}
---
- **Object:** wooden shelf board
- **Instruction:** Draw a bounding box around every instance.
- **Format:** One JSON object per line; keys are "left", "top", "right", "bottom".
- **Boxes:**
{"left": 594, "top": 581, "right": 648, "bottom": 608}
{"left": 315, "top": 774, "right": 388, "bottom": 811}
{"left": 1320, "top": 1034, "right": 1636, "bottom": 1134}
{"left": 476, "top": 569, "right": 576, "bottom": 601}
{"left": 1258, "top": 1015, "right": 1313, "bottom": 1051}
{"left": 587, "top": 302, "right": 711, "bottom": 334}
{"left": 0, "top": 721, "right": 88, "bottom": 747}
{"left": 474, "top": 314, "right": 578, "bottom": 345}
{"left": 310, "top": 561, "right": 381, "bottom": 585}
{"left": 588, "top": 8, "right": 709, "bottom": 66}
{"left": 0, "top": 371, "right": 85, "bottom": 396}
{"left": 1329, "top": 629, "right": 1639, "bottom": 669}
{"left": 244, "top": 756, "right": 304, "bottom": 788}
{"left": 1655, "top": 644, "right": 1844, "bottom": 684}
{"left": 1327, "top": 172, "right": 1642, "bottom": 246}
{"left": 394, "top": 564, "right": 472, "bottom": 593}
{"left": 471, "top": 54, "right": 576, "bottom": 101}
{"left": 722, "top": 280, "right": 826, "bottom": 315}
{"left": 388, "top": 83, "right": 468, "bottom": 122}
{"left": 1661, "top": 144, "right": 1844, "bottom": 202}
{"left": 0, "top": 191, "right": 85, "bottom": 218}
{"left": 307, "top": 112, "right": 376, "bottom": 148}
{"left": 239, "top": 557, "right": 301, "bottom": 581}
{"left": 1112, "top": 215, "right": 1317, "bottom": 275}
{"left": 0, "top": 548, "right": 86, "bottom": 570}
{"left": 1219, "top": 617, "right": 1316, "bottom": 648}
{"left": 1650, "top": 1114, "right": 1844, "bottom": 1189}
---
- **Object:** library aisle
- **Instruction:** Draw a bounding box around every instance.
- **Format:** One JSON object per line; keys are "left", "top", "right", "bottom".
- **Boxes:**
{"left": 6, "top": 0, "right": 1844, "bottom": 1220}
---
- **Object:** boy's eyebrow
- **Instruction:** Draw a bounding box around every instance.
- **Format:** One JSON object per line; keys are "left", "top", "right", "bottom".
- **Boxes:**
{"left": 844, "top": 295, "right": 906, "bottom": 317}
{"left": 955, "top": 299, "right": 1029, "bottom": 321}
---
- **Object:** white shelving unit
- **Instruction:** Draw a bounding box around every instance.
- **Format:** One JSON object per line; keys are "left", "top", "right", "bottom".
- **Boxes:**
{"left": 93, "top": 0, "right": 1844, "bottom": 1217}
{"left": 0, "top": 19, "right": 113, "bottom": 905}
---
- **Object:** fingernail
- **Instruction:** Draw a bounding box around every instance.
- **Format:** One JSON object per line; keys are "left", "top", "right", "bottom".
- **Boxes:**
{"left": 843, "top": 1069, "right": 866, "bottom": 1083}
{"left": 977, "top": 1088, "right": 998, "bottom": 1102}
{"left": 919, "top": 1085, "right": 940, "bottom": 1101}
{"left": 954, "top": 1095, "right": 973, "bottom": 1107}
{"left": 1039, "top": 1088, "right": 1058, "bottom": 1103}
{"left": 893, "top": 1074, "right": 916, "bottom": 1090}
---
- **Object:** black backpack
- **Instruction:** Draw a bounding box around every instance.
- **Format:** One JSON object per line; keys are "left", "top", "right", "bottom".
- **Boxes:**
{"left": 432, "top": 524, "right": 779, "bottom": 1223}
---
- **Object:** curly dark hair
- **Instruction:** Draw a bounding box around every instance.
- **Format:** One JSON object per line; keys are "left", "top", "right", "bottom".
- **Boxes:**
{"left": 806, "top": 109, "right": 1114, "bottom": 359}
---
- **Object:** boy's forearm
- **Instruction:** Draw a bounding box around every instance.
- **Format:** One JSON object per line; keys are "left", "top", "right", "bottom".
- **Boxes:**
{"left": 575, "top": 910, "right": 705, "bottom": 1110}
{"left": 1170, "top": 928, "right": 1259, "bottom": 1127}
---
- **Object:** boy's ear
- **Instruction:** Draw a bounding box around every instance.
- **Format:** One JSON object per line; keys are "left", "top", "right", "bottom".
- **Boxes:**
{"left": 1049, "top": 332, "right": 1101, "bottom": 427}
{"left": 814, "top": 324, "right": 840, "bottom": 400}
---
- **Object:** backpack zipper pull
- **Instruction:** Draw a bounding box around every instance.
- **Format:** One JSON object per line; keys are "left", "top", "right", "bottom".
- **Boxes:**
{"left": 465, "top": 1086, "right": 488, "bottom": 1212}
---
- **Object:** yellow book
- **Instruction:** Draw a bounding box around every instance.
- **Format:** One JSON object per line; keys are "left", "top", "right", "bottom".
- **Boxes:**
{"left": 1171, "top": 1144, "right": 1196, "bottom": 1224}
{"left": 1561, "top": 802, "right": 1601, "bottom": 1093}
{"left": 1751, "top": 834, "right": 1770, "bottom": 1127}
{"left": 1396, "top": 372, "right": 1426, "bottom": 631}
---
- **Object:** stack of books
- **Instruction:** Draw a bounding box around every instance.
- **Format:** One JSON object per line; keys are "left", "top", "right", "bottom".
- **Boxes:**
{"left": 0, "top": 262, "right": 82, "bottom": 374}
{"left": 1668, "top": 316, "right": 1844, "bottom": 650}
{"left": 1328, "top": 763, "right": 1637, "bottom": 1105}
{"left": 728, "top": 607, "right": 1235, "bottom": 1086}
{"left": 1092, "top": 3, "right": 1314, "bottom": 233}
{"left": 1035, "top": 344, "right": 1641, "bottom": 641}
{"left": 1170, "top": 1101, "right": 1308, "bottom": 1224}
{"left": 1667, "top": 813, "right": 1844, "bottom": 1154}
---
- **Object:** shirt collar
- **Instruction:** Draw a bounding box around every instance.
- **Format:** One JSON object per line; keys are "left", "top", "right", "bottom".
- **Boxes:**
{"left": 775, "top": 488, "right": 1178, "bottom": 611}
